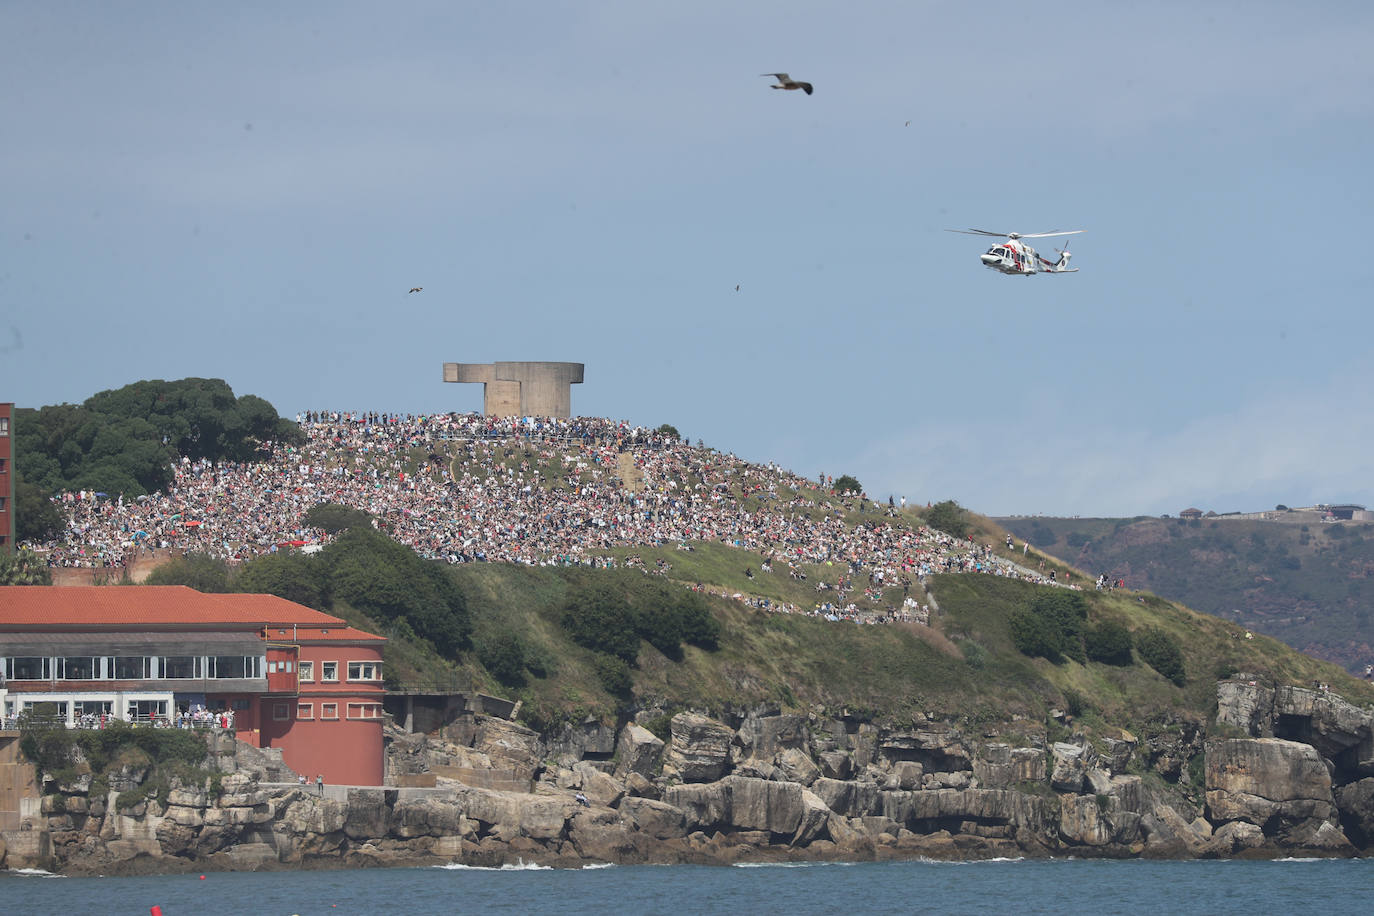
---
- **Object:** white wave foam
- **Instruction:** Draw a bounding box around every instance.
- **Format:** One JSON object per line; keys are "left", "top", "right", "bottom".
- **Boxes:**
{"left": 731, "top": 860, "right": 856, "bottom": 869}
{"left": 5, "top": 867, "right": 63, "bottom": 878}
{"left": 433, "top": 858, "right": 552, "bottom": 871}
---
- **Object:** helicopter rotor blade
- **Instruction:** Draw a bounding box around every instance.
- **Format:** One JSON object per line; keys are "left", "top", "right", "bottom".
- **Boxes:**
{"left": 1018, "top": 230, "right": 1085, "bottom": 239}
{"left": 945, "top": 228, "right": 1008, "bottom": 237}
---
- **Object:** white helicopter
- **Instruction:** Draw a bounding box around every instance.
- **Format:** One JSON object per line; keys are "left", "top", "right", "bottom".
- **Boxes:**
{"left": 946, "top": 228, "right": 1084, "bottom": 275}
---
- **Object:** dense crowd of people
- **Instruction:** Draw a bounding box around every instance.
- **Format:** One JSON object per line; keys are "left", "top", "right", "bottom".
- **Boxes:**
{"left": 26, "top": 411, "right": 1073, "bottom": 620}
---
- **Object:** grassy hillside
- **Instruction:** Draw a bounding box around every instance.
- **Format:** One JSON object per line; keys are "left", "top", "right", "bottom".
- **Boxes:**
{"left": 345, "top": 539, "right": 1374, "bottom": 740}
{"left": 997, "top": 515, "right": 1374, "bottom": 672}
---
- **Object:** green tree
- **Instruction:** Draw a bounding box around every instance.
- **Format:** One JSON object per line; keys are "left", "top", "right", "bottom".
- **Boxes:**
{"left": 0, "top": 547, "right": 53, "bottom": 585}
{"left": 1135, "top": 627, "right": 1186, "bottom": 685}
{"left": 14, "top": 378, "right": 301, "bottom": 498}
{"left": 14, "top": 470, "right": 64, "bottom": 542}
{"left": 656, "top": 424, "right": 681, "bottom": 440}
{"left": 303, "top": 503, "right": 374, "bottom": 535}
{"left": 145, "top": 552, "right": 231, "bottom": 593}
{"left": 319, "top": 527, "right": 470, "bottom": 656}
{"left": 832, "top": 474, "right": 863, "bottom": 495}
{"left": 233, "top": 551, "right": 326, "bottom": 609}
{"left": 926, "top": 500, "right": 970, "bottom": 538}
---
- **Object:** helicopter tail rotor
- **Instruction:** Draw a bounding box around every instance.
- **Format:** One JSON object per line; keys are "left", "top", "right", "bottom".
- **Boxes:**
{"left": 1053, "top": 243, "right": 1074, "bottom": 271}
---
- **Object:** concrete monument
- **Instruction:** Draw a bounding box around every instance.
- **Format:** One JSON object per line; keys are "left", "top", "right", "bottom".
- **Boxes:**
{"left": 443, "top": 362, "right": 584, "bottom": 418}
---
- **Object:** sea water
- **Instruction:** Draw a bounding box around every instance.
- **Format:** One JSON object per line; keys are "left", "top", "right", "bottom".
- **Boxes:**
{"left": 4, "top": 857, "right": 1372, "bottom": 915}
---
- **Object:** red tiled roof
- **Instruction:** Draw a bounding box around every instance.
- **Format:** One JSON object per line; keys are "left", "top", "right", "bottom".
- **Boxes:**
{"left": 0, "top": 585, "right": 350, "bottom": 630}
{"left": 262, "top": 624, "right": 387, "bottom": 643}
{"left": 298, "top": 626, "right": 386, "bottom": 643}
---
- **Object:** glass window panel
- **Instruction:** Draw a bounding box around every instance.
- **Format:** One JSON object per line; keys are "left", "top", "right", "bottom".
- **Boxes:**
{"left": 163, "top": 656, "right": 200, "bottom": 679}
{"left": 212, "top": 656, "right": 247, "bottom": 678}
{"left": 60, "top": 657, "right": 97, "bottom": 679}
{"left": 113, "top": 656, "right": 148, "bottom": 679}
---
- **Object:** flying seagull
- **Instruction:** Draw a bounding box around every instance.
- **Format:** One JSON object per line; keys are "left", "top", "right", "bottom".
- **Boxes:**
{"left": 761, "top": 73, "right": 813, "bottom": 95}
{"left": 408, "top": 287, "right": 423, "bottom": 294}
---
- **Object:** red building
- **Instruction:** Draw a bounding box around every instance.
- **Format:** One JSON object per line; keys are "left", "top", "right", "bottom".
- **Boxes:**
{"left": 0, "top": 586, "right": 386, "bottom": 786}
{"left": 0, "top": 402, "right": 13, "bottom": 553}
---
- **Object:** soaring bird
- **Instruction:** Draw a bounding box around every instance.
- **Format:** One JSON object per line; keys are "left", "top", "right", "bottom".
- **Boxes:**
{"left": 761, "top": 73, "right": 813, "bottom": 95}
{"left": 408, "top": 287, "right": 423, "bottom": 294}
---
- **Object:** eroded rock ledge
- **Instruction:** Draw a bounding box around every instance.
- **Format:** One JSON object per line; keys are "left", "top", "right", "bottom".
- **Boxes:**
{"left": 5, "top": 677, "right": 1374, "bottom": 873}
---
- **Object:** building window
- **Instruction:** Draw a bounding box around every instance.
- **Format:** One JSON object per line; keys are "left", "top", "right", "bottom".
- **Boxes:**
{"left": 162, "top": 656, "right": 202, "bottom": 679}
{"left": 5, "top": 657, "right": 52, "bottom": 680}
{"left": 321, "top": 661, "right": 338, "bottom": 682}
{"left": 268, "top": 661, "right": 277, "bottom": 674}
{"left": 347, "top": 661, "right": 382, "bottom": 682}
{"left": 211, "top": 656, "right": 249, "bottom": 678}
{"left": 0, "top": 457, "right": 7, "bottom": 473}
{"left": 57, "top": 656, "right": 98, "bottom": 680}
{"left": 0, "top": 496, "right": 6, "bottom": 511}
{"left": 347, "top": 703, "right": 383, "bottom": 720}
{"left": 298, "top": 661, "right": 314, "bottom": 682}
{"left": 273, "top": 703, "right": 290, "bottom": 721}
{"left": 320, "top": 703, "right": 338, "bottom": 720}
{"left": 113, "top": 656, "right": 149, "bottom": 679}
{"left": 0, "top": 417, "right": 8, "bottom": 435}
{"left": 232, "top": 698, "right": 250, "bottom": 711}
{"left": 297, "top": 703, "right": 313, "bottom": 720}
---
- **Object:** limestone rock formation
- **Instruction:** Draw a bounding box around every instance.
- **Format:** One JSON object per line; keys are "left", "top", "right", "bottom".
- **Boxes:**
{"left": 1204, "top": 737, "right": 1349, "bottom": 850}
{"left": 8, "top": 682, "right": 1374, "bottom": 873}
{"left": 663, "top": 713, "right": 734, "bottom": 783}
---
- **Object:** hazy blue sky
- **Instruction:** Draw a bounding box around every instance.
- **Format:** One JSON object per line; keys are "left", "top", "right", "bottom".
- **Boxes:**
{"left": 4, "top": 1, "right": 1372, "bottom": 517}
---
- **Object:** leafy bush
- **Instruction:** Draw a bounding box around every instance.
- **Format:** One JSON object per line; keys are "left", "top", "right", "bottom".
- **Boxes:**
{"left": 561, "top": 577, "right": 721, "bottom": 666}
{"left": 0, "top": 546, "right": 53, "bottom": 585}
{"left": 925, "top": 500, "right": 970, "bottom": 538}
{"left": 475, "top": 629, "right": 531, "bottom": 687}
{"left": 561, "top": 581, "right": 640, "bottom": 662}
{"left": 591, "top": 654, "right": 633, "bottom": 696}
{"left": 957, "top": 639, "right": 988, "bottom": 670}
{"left": 145, "top": 552, "right": 231, "bottom": 593}
{"left": 629, "top": 581, "right": 720, "bottom": 658}
{"left": 1135, "top": 627, "right": 1186, "bottom": 685}
{"left": 1008, "top": 590, "right": 1088, "bottom": 663}
{"left": 1084, "top": 620, "right": 1134, "bottom": 666}
{"left": 1008, "top": 608, "right": 1064, "bottom": 661}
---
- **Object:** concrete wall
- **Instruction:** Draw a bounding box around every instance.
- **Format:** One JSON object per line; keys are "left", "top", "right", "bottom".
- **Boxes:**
{"left": 0, "top": 732, "right": 40, "bottom": 832}
{"left": 443, "top": 362, "right": 584, "bottom": 418}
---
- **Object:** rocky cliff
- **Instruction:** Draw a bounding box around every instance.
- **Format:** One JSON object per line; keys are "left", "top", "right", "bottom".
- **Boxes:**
{"left": 5, "top": 677, "right": 1374, "bottom": 873}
